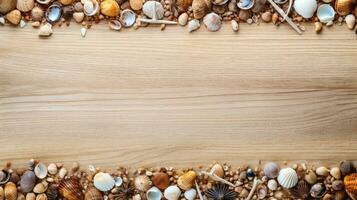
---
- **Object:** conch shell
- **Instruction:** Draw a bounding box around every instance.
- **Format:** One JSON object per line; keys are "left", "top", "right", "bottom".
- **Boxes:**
{"left": 335, "top": 0, "right": 356, "bottom": 16}
{"left": 59, "top": 178, "right": 84, "bottom": 200}
{"left": 100, "top": 0, "right": 120, "bottom": 17}
{"left": 177, "top": 171, "right": 196, "bottom": 191}
{"left": 192, "top": 0, "right": 211, "bottom": 19}
{"left": 4, "top": 182, "right": 17, "bottom": 200}
{"left": 344, "top": 173, "right": 357, "bottom": 200}
{"left": 0, "top": 0, "right": 16, "bottom": 14}
{"left": 16, "top": 0, "right": 34, "bottom": 12}
{"left": 177, "top": 0, "right": 192, "bottom": 11}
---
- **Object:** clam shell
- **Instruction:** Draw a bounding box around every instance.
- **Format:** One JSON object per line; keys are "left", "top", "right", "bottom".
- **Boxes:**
{"left": 146, "top": 187, "right": 162, "bottom": 200}
{"left": 317, "top": 4, "right": 335, "bottom": 23}
{"left": 310, "top": 183, "right": 326, "bottom": 198}
{"left": 59, "top": 178, "right": 84, "bottom": 200}
{"left": 142, "top": 1, "right": 164, "bottom": 20}
{"left": 4, "top": 182, "right": 17, "bottom": 200}
{"left": 192, "top": 0, "right": 211, "bottom": 19}
{"left": 177, "top": 171, "right": 196, "bottom": 191}
{"left": 177, "top": 0, "right": 192, "bottom": 11}
{"left": 5, "top": 9, "right": 21, "bottom": 25}
{"left": 335, "top": 0, "right": 356, "bottom": 16}
{"left": 267, "top": 179, "right": 277, "bottom": 191}
{"left": 100, "top": 0, "right": 120, "bottom": 17}
{"left": 47, "top": 164, "right": 57, "bottom": 176}
{"left": 0, "top": 187, "right": 4, "bottom": 200}
{"left": 84, "top": 187, "right": 103, "bottom": 200}
{"left": 340, "top": 160, "right": 354, "bottom": 176}
{"left": 263, "top": 162, "right": 279, "bottom": 179}
{"left": 152, "top": 172, "right": 170, "bottom": 190}
{"left": 16, "top": 0, "right": 34, "bottom": 12}
{"left": 129, "top": 0, "right": 143, "bottom": 10}
{"left": 134, "top": 175, "right": 152, "bottom": 192}
{"left": 26, "top": 193, "right": 36, "bottom": 200}
{"left": 0, "top": 0, "right": 16, "bottom": 14}
{"left": 45, "top": 4, "right": 62, "bottom": 23}
{"left": 210, "top": 164, "right": 224, "bottom": 178}
{"left": 0, "top": 170, "right": 10, "bottom": 185}
{"left": 188, "top": 19, "right": 200, "bottom": 32}
{"left": 330, "top": 167, "right": 341, "bottom": 179}
{"left": 83, "top": 0, "right": 99, "bottom": 16}
{"left": 120, "top": 9, "right": 135, "bottom": 27}
{"left": 184, "top": 188, "right": 196, "bottom": 200}
{"left": 203, "top": 12, "right": 221, "bottom": 32}
{"left": 293, "top": 0, "right": 317, "bottom": 18}
{"left": 46, "top": 185, "right": 58, "bottom": 200}
{"left": 33, "top": 183, "right": 47, "bottom": 194}
{"left": 108, "top": 19, "right": 122, "bottom": 31}
{"left": 237, "top": 0, "right": 254, "bottom": 10}
{"left": 35, "top": 194, "right": 47, "bottom": 200}
{"left": 164, "top": 185, "right": 181, "bottom": 200}
{"left": 344, "top": 173, "right": 357, "bottom": 200}
{"left": 35, "top": 163, "right": 48, "bottom": 179}
{"left": 277, "top": 168, "right": 298, "bottom": 189}
{"left": 316, "top": 166, "right": 330, "bottom": 177}
{"left": 290, "top": 180, "right": 309, "bottom": 199}
{"left": 20, "top": 171, "right": 36, "bottom": 193}
{"left": 93, "top": 172, "right": 115, "bottom": 192}
{"left": 304, "top": 170, "right": 317, "bottom": 185}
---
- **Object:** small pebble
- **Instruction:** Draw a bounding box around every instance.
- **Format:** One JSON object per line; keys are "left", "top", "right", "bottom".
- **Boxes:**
{"left": 261, "top": 11, "right": 272, "bottom": 23}
{"left": 315, "top": 22, "right": 322, "bottom": 33}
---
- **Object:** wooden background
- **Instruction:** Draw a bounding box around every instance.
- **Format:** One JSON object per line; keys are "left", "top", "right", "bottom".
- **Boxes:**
{"left": 1, "top": 22, "right": 357, "bottom": 169}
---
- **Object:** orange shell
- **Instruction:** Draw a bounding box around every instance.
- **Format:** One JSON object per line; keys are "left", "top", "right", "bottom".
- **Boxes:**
{"left": 335, "top": 0, "right": 356, "bottom": 16}
{"left": 177, "top": 0, "right": 193, "bottom": 11}
{"left": 59, "top": 178, "right": 84, "bottom": 200}
{"left": 4, "top": 182, "right": 17, "bottom": 200}
{"left": 177, "top": 171, "right": 196, "bottom": 190}
{"left": 100, "top": 0, "right": 120, "bottom": 17}
{"left": 152, "top": 172, "right": 170, "bottom": 190}
{"left": 344, "top": 173, "right": 357, "bottom": 200}
{"left": 84, "top": 187, "right": 103, "bottom": 200}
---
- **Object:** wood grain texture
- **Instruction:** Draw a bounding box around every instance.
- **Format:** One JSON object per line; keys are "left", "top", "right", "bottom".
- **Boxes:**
{"left": 0, "top": 22, "right": 357, "bottom": 169}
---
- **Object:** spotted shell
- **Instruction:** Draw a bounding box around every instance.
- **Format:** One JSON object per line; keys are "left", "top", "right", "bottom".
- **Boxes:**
{"left": 344, "top": 173, "right": 357, "bottom": 200}
{"left": 152, "top": 172, "right": 170, "bottom": 190}
{"left": 4, "top": 182, "right": 17, "bottom": 200}
{"left": 263, "top": 162, "right": 279, "bottom": 179}
{"left": 335, "top": 0, "right": 356, "bottom": 16}
{"left": 34, "top": 163, "right": 48, "bottom": 179}
{"left": 93, "top": 172, "right": 115, "bottom": 192}
{"left": 84, "top": 187, "right": 103, "bottom": 200}
{"left": 210, "top": 163, "right": 224, "bottom": 178}
{"left": 59, "top": 178, "right": 84, "bottom": 200}
{"left": 46, "top": 184, "right": 59, "bottom": 200}
{"left": 134, "top": 175, "right": 152, "bottom": 192}
{"left": 177, "top": 171, "right": 196, "bottom": 191}
{"left": 277, "top": 168, "right": 298, "bottom": 189}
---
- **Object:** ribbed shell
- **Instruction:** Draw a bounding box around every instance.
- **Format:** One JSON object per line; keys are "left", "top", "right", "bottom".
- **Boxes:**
{"left": 263, "top": 162, "right": 279, "bottom": 179}
{"left": 344, "top": 173, "right": 357, "bottom": 200}
{"left": 152, "top": 172, "right": 170, "bottom": 190}
{"left": 205, "top": 184, "right": 236, "bottom": 200}
{"left": 177, "top": 171, "right": 196, "bottom": 191}
{"left": 4, "top": 182, "right": 17, "bottom": 200}
{"left": 210, "top": 164, "right": 224, "bottom": 178}
{"left": 277, "top": 168, "right": 298, "bottom": 189}
{"left": 59, "top": 178, "right": 84, "bottom": 200}
{"left": 134, "top": 175, "right": 152, "bottom": 192}
{"left": 85, "top": 187, "right": 103, "bottom": 200}
{"left": 46, "top": 184, "right": 59, "bottom": 200}
{"left": 93, "top": 172, "right": 115, "bottom": 192}
{"left": 290, "top": 181, "right": 310, "bottom": 199}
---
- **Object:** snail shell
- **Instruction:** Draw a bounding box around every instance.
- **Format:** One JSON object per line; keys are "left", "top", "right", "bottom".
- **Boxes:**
{"left": 0, "top": 0, "right": 17, "bottom": 14}
{"left": 164, "top": 185, "right": 181, "bottom": 200}
{"left": 335, "top": 0, "right": 356, "bottom": 16}
{"left": 134, "top": 175, "right": 152, "bottom": 192}
{"left": 84, "top": 187, "right": 103, "bottom": 200}
{"left": 177, "top": 171, "right": 196, "bottom": 191}
{"left": 59, "top": 178, "right": 84, "bottom": 200}
{"left": 152, "top": 172, "right": 170, "bottom": 190}
{"left": 4, "top": 182, "right": 17, "bottom": 200}
{"left": 192, "top": 0, "right": 211, "bottom": 19}
{"left": 277, "top": 168, "right": 298, "bottom": 189}
{"left": 177, "top": 0, "right": 193, "bottom": 11}
{"left": 210, "top": 164, "right": 224, "bottom": 178}
{"left": 344, "top": 173, "right": 357, "bottom": 200}
{"left": 263, "top": 162, "right": 279, "bottom": 179}
{"left": 93, "top": 172, "right": 115, "bottom": 192}
{"left": 20, "top": 171, "right": 36, "bottom": 193}
{"left": 34, "top": 163, "right": 48, "bottom": 179}
{"left": 100, "top": 0, "right": 120, "bottom": 17}
{"left": 16, "top": 0, "right": 34, "bottom": 12}
{"left": 46, "top": 185, "right": 59, "bottom": 200}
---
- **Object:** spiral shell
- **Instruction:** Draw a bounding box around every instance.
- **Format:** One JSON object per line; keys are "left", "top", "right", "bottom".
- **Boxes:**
{"left": 277, "top": 168, "right": 298, "bottom": 189}
{"left": 177, "top": 171, "right": 196, "bottom": 191}
{"left": 59, "top": 178, "right": 84, "bottom": 200}
{"left": 164, "top": 185, "right": 181, "bottom": 200}
{"left": 344, "top": 173, "right": 357, "bottom": 200}
{"left": 16, "top": 0, "right": 34, "bottom": 12}
{"left": 134, "top": 175, "right": 152, "bottom": 192}
{"left": 93, "top": 172, "right": 115, "bottom": 192}
{"left": 4, "top": 182, "right": 17, "bottom": 200}
{"left": 35, "top": 163, "right": 48, "bottom": 179}
{"left": 263, "top": 162, "right": 279, "bottom": 179}
{"left": 46, "top": 185, "right": 59, "bottom": 200}
{"left": 335, "top": 0, "right": 356, "bottom": 16}
{"left": 152, "top": 172, "right": 170, "bottom": 190}
{"left": 177, "top": 0, "right": 192, "bottom": 11}
{"left": 210, "top": 163, "right": 224, "bottom": 178}
{"left": 84, "top": 187, "right": 103, "bottom": 200}
{"left": 192, "top": 0, "right": 211, "bottom": 19}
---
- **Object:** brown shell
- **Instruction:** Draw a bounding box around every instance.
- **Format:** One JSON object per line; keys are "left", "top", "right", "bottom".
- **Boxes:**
{"left": 84, "top": 187, "right": 103, "bottom": 200}
{"left": 0, "top": 187, "right": 4, "bottom": 200}
{"left": 177, "top": 171, "right": 196, "bottom": 191}
{"left": 192, "top": 0, "right": 211, "bottom": 19}
{"left": 344, "top": 173, "right": 357, "bottom": 200}
{"left": 152, "top": 172, "right": 170, "bottom": 190}
{"left": 210, "top": 164, "right": 224, "bottom": 178}
{"left": 0, "top": 0, "right": 17, "bottom": 14}
{"left": 5, "top": 9, "right": 21, "bottom": 25}
{"left": 4, "top": 182, "right": 17, "bottom": 200}
{"left": 290, "top": 181, "right": 310, "bottom": 199}
{"left": 340, "top": 160, "right": 354, "bottom": 176}
{"left": 335, "top": 0, "right": 356, "bottom": 16}
{"left": 59, "top": 178, "right": 84, "bottom": 200}
{"left": 177, "top": 0, "right": 193, "bottom": 11}
{"left": 46, "top": 184, "right": 59, "bottom": 200}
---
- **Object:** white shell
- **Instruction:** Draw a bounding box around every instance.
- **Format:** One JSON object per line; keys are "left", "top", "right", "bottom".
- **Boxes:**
{"left": 164, "top": 185, "right": 181, "bottom": 200}
{"left": 263, "top": 162, "right": 279, "bottom": 179}
{"left": 120, "top": 9, "right": 136, "bottom": 27}
{"left": 47, "top": 163, "right": 57, "bottom": 175}
{"left": 188, "top": 19, "right": 200, "bottom": 32}
{"left": 330, "top": 167, "right": 341, "bottom": 179}
{"left": 83, "top": 0, "right": 99, "bottom": 16}
{"left": 267, "top": 179, "right": 277, "bottom": 191}
{"left": 58, "top": 168, "right": 67, "bottom": 179}
{"left": 184, "top": 188, "right": 197, "bottom": 200}
{"left": 203, "top": 12, "right": 222, "bottom": 32}
{"left": 231, "top": 20, "right": 239, "bottom": 32}
{"left": 34, "top": 163, "right": 48, "bottom": 179}
{"left": 108, "top": 20, "right": 122, "bottom": 31}
{"left": 345, "top": 14, "right": 356, "bottom": 30}
{"left": 93, "top": 172, "right": 115, "bottom": 192}
{"left": 146, "top": 187, "right": 162, "bottom": 200}
{"left": 277, "top": 168, "right": 298, "bottom": 189}
{"left": 114, "top": 177, "right": 123, "bottom": 187}
{"left": 81, "top": 27, "right": 87, "bottom": 37}
{"left": 317, "top": 4, "right": 335, "bottom": 23}
{"left": 316, "top": 167, "right": 329, "bottom": 176}
{"left": 142, "top": 1, "right": 164, "bottom": 19}
{"left": 237, "top": 0, "right": 254, "bottom": 10}
{"left": 293, "top": 0, "right": 317, "bottom": 19}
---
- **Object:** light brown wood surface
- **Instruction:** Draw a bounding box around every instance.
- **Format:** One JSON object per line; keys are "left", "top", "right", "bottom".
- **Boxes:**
{"left": 1, "top": 22, "right": 357, "bottom": 169}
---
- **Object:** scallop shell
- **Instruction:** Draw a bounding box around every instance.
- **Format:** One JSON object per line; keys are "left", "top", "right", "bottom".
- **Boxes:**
{"left": 340, "top": 160, "right": 354, "bottom": 176}
{"left": 84, "top": 187, "right": 103, "bottom": 200}
{"left": 108, "top": 19, "right": 122, "bottom": 31}
{"left": 344, "top": 173, "right": 357, "bottom": 200}
{"left": 59, "top": 178, "right": 84, "bottom": 200}
{"left": 335, "top": 0, "right": 356, "bottom": 16}
{"left": 237, "top": 0, "right": 254, "bottom": 10}
{"left": 0, "top": 170, "right": 10, "bottom": 185}
{"left": 46, "top": 185, "right": 59, "bottom": 200}
{"left": 20, "top": 171, "right": 36, "bottom": 193}
{"left": 310, "top": 183, "right": 326, "bottom": 198}
{"left": 59, "top": 0, "right": 74, "bottom": 5}
{"left": 177, "top": 0, "right": 192, "bottom": 11}
{"left": 210, "top": 164, "right": 224, "bottom": 178}
{"left": 142, "top": 1, "right": 164, "bottom": 20}
{"left": 192, "top": 0, "right": 211, "bottom": 19}
{"left": 164, "top": 185, "right": 181, "bottom": 200}
{"left": 263, "top": 162, "right": 279, "bottom": 179}
{"left": 267, "top": 179, "right": 277, "bottom": 191}
{"left": 129, "top": 0, "right": 143, "bottom": 10}
{"left": 5, "top": 9, "right": 21, "bottom": 25}
{"left": 120, "top": 9, "right": 135, "bottom": 27}
{"left": 184, "top": 189, "right": 196, "bottom": 200}
{"left": 4, "top": 182, "right": 17, "bottom": 200}
{"left": 304, "top": 170, "right": 317, "bottom": 185}
{"left": 293, "top": 0, "right": 317, "bottom": 18}
{"left": 290, "top": 181, "right": 309, "bottom": 199}
{"left": 188, "top": 19, "right": 200, "bottom": 32}
{"left": 16, "top": 0, "right": 34, "bottom": 12}
{"left": 277, "top": 168, "right": 298, "bottom": 189}
{"left": 93, "top": 172, "right": 115, "bottom": 192}
{"left": 203, "top": 12, "right": 221, "bottom": 32}
{"left": 100, "top": 0, "right": 120, "bottom": 17}
{"left": 152, "top": 172, "right": 170, "bottom": 190}
{"left": 316, "top": 166, "right": 330, "bottom": 177}
{"left": 317, "top": 4, "right": 335, "bottom": 23}
{"left": 134, "top": 175, "right": 152, "bottom": 192}
{"left": 83, "top": 0, "right": 99, "bottom": 16}
{"left": 177, "top": 171, "right": 196, "bottom": 191}
{"left": 146, "top": 187, "right": 162, "bottom": 200}
{"left": 0, "top": 0, "right": 16, "bottom": 14}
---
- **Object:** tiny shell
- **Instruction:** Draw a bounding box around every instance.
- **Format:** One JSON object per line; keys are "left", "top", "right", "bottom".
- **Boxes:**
{"left": 73, "top": 12, "right": 84, "bottom": 23}
{"left": 93, "top": 172, "right": 115, "bottom": 192}
{"left": 59, "top": 0, "right": 74, "bottom": 5}
{"left": 257, "top": 186, "right": 267, "bottom": 199}
{"left": 20, "top": 171, "right": 36, "bottom": 193}
{"left": 316, "top": 166, "right": 330, "bottom": 177}
{"left": 108, "top": 19, "right": 122, "bottom": 31}
{"left": 134, "top": 175, "right": 152, "bottom": 192}
{"left": 290, "top": 181, "right": 310, "bottom": 199}
{"left": 34, "top": 163, "right": 48, "bottom": 179}
{"left": 114, "top": 177, "right": 122, "bottom": 187}
{"left": 5, "top": 9, "right": 21, "bottom": 25}
{"left": 83, "top": 0, "right": 99, "bottom": 16}
{"left": 0, "top": 170, "right": 10, "bottom": 185}
{"left": 317, "top": 4, "right": 335, "bottom": 23}
{"left": 304, "top": 170, "right": 317, "bottom": 185}
{"left": 59, "top": 178, "right": 84, "bottom": 200}
{"left": 237, "top": 0, "right": 254, "bottom": 10}
{"left": 33, "top": 183, "right": 47, "bottom": 194}
{"left": 344, "top": 173, "right": 357, "bottom": 200}
{"left": 335, "top": 0, "right": 356, "bottom": 16}
{"left": 35, "top": 194, "right": 47, "bottom": 200}
{"left": 203, "top": 12, "right": 221, "bottom": 32}
{"left": 267, "top": 179, "right": 277, "bottom": 191}
{"left": 152, "top": 172, "right": 170, "bottom": 190}
{"left": 46, "top": 185, "right": 58, "bottom": 200}
{"left": 293, "top": 0, "right": 317, "bottom": 18}
{"left": 345, "top": 14, "right": 356, "bottom": 30}
{"left": 129, "top": 0, "right": 143, "bottom": 10}
{"left": 188, "top": 19, "right": 200, "bottom": 32}
{"left": 340, "top": 160, "right": 354, "bottom": 175}
{"left": 177, "top": 171, "right": 196, "bottom": 191}
{"left": 277, "top": 168, "right": 298, "bottom": 189}
{"left": 0, "top": 0, "right": 16, "bottom": 14}
{"left": 47, "top": 164, "right": 57, "bottom": 175}
{"left": 31, "top": 7, "right": 44, "bottom": 21}
{"left": 120, "top": 9, "right": 135, "bottom": 27}
{"left": 100, "top": 0, "right": 120, "bottom": 17}
{"left": 16, "top": 0, "right": 34, "bottom": 12}
{"left": 310, "top": 183, "right": 326, "bottom": 198}
{"left": 58, "top": 168, "right": 67, "bottom": 179}
{"left": 142, "top": 1, "right": 164, "bottom": 19}
{"left": 81, "top": 27, "right": 87, "bottom": 37}
{"left": 4, "top": 182, "right": 17, "bottom": 200}
{"left": 263, "top": 162, "right": 279, "bottom": 179}
{"left": 146, "top": 187, "right": 162, "bottom": 200}
{"left": 164, "top": 185, "right": 181, "bottom": 200}
{"left": 84, "top": 187, "right": 103, "bottom": 200}
{"left": 192, "top": 0, "right": 211, "bottom": 19}
{"left": 184, "top": 189, "right": 196, "bottom": 200}
{"left": 231, "top": 19, "right": 238, "bottom": 32}
{"left": 210, "top": 164, "right": 224, "bottom": 178}
{"left": 177, "top": 0, "right": 192, "bottom": 11}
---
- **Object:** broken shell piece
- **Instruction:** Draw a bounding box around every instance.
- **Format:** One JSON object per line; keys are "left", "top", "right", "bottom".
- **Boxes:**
{"left": 19, "top": 19, "right": 26, "bottom": 28}
{"left": 45, "top": 4, "right": 62, "bottom": 23}
{"left": 188, "top": 19, "right": 200, "bottom": 32}
{"left": 108, "top": 19, "right": 122, "bottom": 30}
{"left": 203, "top": 12, "right": 221, "bottom": 32}
{"left": 36, "top": 0, "right": 51, "bottom": 5}
{"left": 237, "top": 0, "right": 254, "bottom": 10}
{"left": 80, "top": 27, "right": 87, "bottom": 37}
{"left": 120, "top": 9, "right": 135, "bottom": 27}
{"left": 34, "top": 163, "right": 48, "bottom": 179}
{"left": 83, "top": 0, "right": 99, "bottom": 16}
{"left": 0, "top": 17, "right": 5, "bottom": 25}
{"left": 314, "top": 21, "right": 322, "bottom": 33}
{"left": 142, "top": 1, "right": 164, "bottom": 19}
{"left": 38, "top": 23, "right": 52, "bottom": 37}
{"left": 317, "top": 4, "right": 335, "bottom": 23}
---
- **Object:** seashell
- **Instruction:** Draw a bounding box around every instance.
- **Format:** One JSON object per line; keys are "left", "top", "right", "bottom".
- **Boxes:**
{"left": 203, "top": 12, "right": 221, "bottom": 32}
{"left": 192, "top": 0, "right": 211, "bottom": 19}
{"left": 335, "top": 0, "right": 356, "bottom": 16}
{"left": 237, "top": 0, "right": 254, "bottom": 10}
{"left": 0, "top": 170, "right": 10, "bottom": 185}
{"left": 231, "top": 19, "right": 238, "bottom": 32}
{"left": 129, "top": 0, "right": 143, "bottom": 10}
{"left": 18, "top": 193, "right": 25, "bottom": 200}
{"left": 277, "top": 168, "right": 298, "bottom": 189}
{"left": 108, "top": 19, "right": 122, "bottom": 30}
{"left": 205, "top": 184, "right": 236, "bottom": 200}
{"left": 58, "top": 168, "right": 67, "bottom": 179}
{"left": 304, "top": 170, "right": 317, "bottom": 185}
{"left": 35, "top": 194, "right": 47, "bottom": 200}
{"left": 74, "top": 2, "right": 83, "bottom": 11}
{"left": 0, "top": 0, "right": 16, "bottom": 14}
{"left": 263, "top": 162, "right": 279, "bottom": 179}
{"left": 31, "top": 7, "right": 44, "bottom": 21}
{"left": 16, "top": 0, "right": 34, "bottom": 12}
{"left": 316, "top": 166, "right": 330, "bottom": 177}
{"left": 45, "top": 4, "right": 62, "bottom": 23}
{"left": 177, "top": 171, "right": 196, "bottom": 191}
{"left": 335, "top": 190, "right": 346, "bottom": 200}
{"left": 210, "top": 164, "right": 224, "bottom": 178}
{"left": 257, "top": 186, "right": 267, "bottom": 199}
{"left": 80, "top": 27, "right": 87, "bottom": 37}
{"left": 142, "top": 1, "right": 164, "bottom": 20}
{"left": 340, "top": 160, "right": 354, "bottom": 176}
{"left": 267, "top": 179, "right": 277, "bottom": 191}
{"left": 188, "top": 19, "right": 200, "bottom": 32}
{"left": 59, "top": 0, "right": 74, "bottom": 5}
{"left": 134, "top": 175, "right": 152, "bottom": 192}
{"left": 0, "top": 187, "right": 4, "bottom": 200}
{"left": 344, "top": 173, "right": 357, "bottom": 200}
{"left": 178, "top": 12, "right": 188, "bottom": 26}
{"left": 83, "top": 0, "right": 99, "bottom": 16}
{"left": 36, "top": 0, "right": 51, "bottom": 5}
{"left": 100, "top": 0, "right": 120, "bottom": 17}
{"left": 84, "top": 187, "right": 103, "bottom": 200}
{"left": 5, "top": 9, "right": 21, "bottom": 25}
{"left": 73, "top": 12, "right": 84, "bottom": 23}
{"left": 120, "top": 9, "right": 135, "bottom": 27}
{"left": 317, "top": 4, "right": 335, "bottom": 23}
{"left": 251, "top": 0, "right": 266, "bottom": 13}
{"left": 184, "top": 189, "right": 196, "bottom": 200}
{"left": 293, "top": 0, "right": 317, "bottom": 19}
{"left": 151, "top": 172, "right": 170, "bottom": 190}
{"left": 310, "top": 183, "right": 326, "bottom": 198}
{"left": 20, "top": 171, "right": 36, "bottom": 194}
{"left": 164, "top": 185, "right": 181, "bottom": 200}
{"left": 93, "top": 172, "right": 115, "bottom": 192}
{"left": 329, "top": 167, "right": 341, "bottom": 179}
{"left": 33, "top": 183, "right": 47, "bottom": 194}
{"left": 4, "top": 182, "right": 17, "bottom": 200}
{"left": 46, "top": 185, "right": 58, "bottom": 200}
{"left": 345, "top": 14, "right": 356, "bottom": 30}
{"left": 146, "top": 187, "right": 162, "bottom": 200}
{"left": 114, "top": 177, "right": 123, "bottom": 187}
{"left": 332, "top": 180, "right": 344, "bottom": 191}
{"left": 62, "top": 5, "right": 74, "bottom": 20}
{"left": 26, "top": 193, "right": 36, "bottom": 200}
{"left": 212, "top": 0, "right": 228, "bottom": 5}
{"left": 59, "top": 178, "right": 84, "bottom": 200}
{"left": 290, "top": 180, "right": 309, "bottom": 199}
{"left": 177, "top": 0, "right": 192, "bottom": 11}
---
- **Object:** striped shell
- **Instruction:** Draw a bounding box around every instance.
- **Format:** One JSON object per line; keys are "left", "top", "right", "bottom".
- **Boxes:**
{"left": 152, "top": 172, "right": 170, "bottom": 190}
{"left": 84, "top": 187, "right": 103, "bottom": 200}
{"left": 344, "top": 173, "right": 357, "bottom": 200}
{"left": 134, "top": 175, "right": 152, "bottom": 192}
{"left": 177, "top": 171, "right": 196, "bottom": 191}
{"left": 277, "top": 168, "right": 298, "bottom": 189}
{"left": 263, "top": 162, "right": 279, "bottom": 179}
{"left": 93, "top": 172, "right": 115, "bottom": 192}
{"left": 4, "top": 182, "right": 17, "bottom": 200}
{"left": 210, "top": 164, "right": 224, "bottom": 178}
{"left": 290, "top": 181, "right": 309, "bottom": 199}
{"left": 59, "top": 178, "right": 84, "bottom": 200}
{"left": 46, "top": 185, "right": 59, "bottom": 200}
